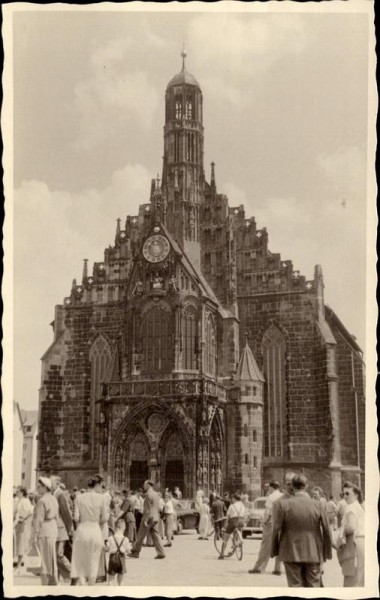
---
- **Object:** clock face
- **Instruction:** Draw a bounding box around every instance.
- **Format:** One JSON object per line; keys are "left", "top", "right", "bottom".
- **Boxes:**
{"left": 142, "top": 235, "right": 170, "bottom": 263}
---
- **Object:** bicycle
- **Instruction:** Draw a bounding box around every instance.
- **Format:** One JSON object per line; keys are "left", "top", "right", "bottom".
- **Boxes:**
{"left": 214, "top": 518, "right": 243, "bottom": 560}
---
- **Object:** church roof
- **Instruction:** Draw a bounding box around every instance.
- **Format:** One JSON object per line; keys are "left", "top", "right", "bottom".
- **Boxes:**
{"left": 166, "top": 50, "right": 201, "bottom": 90}
{"left": 235, "top": 339, "right": 264, "bottom": 382}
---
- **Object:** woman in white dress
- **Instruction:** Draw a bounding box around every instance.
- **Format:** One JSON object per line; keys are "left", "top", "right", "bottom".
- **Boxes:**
{"left": 70, "top": 475, "right": 108, "bottom": 585}
{"left": 13, "top": 486, "right": 34, "bottom": 573}
{"left": 337, "top": 481, "right": 365, "bottom": 587}
{"left": 198, "top": 498, "right": 210, "bottom": 540}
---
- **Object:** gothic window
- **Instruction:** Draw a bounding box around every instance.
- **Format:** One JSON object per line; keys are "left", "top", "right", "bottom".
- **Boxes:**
{"left": 90, "top": 335, "right": 111, "bottom": 458}
{"left": 252, "top": 429, "right": 257, "bottom": 443}
{"left": 205, "top": 314, "right": 216, "bottom": 377}
{"left": 182, "top": 306, "right": 197, "bottom": 370}
{"left": 243, "top": 424, "right": 248, "bottom": 437}
{"left": 253, "top": 456, "right": 257, "bottom": 468}
{"left": 141, "top": 307, "right": 173, "bottom": 373}
{"left": 175, "top": 94, "right": 182, "bottom": 119}
{"left": 244, "top": 453, "right": 248, "bottom": 465}
{"left": 185, "top": 95, "right": 193, "bottom": 119}
{"left": 174, "top": 133, "right": 180, "bottom": 162}
{"left": 262, "top": 325, "right": 287, "bottom": 458}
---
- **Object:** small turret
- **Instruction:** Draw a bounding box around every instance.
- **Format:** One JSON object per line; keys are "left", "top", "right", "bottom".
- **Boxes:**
{"left": 115, "top": 218, "right": 121, "bottom": 244}
{"left": 82, "top": 259, "right": 88, "bottom": 283}
{"left": 210, "top": 162, "right": 216, "bottom": 194}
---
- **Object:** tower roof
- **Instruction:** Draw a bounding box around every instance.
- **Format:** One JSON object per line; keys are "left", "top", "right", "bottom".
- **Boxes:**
{"left": 167, "top": 49, "right": 201, "bottom": 90}
{"left": 235, "top": 338, "right": 265, "bottom": 382}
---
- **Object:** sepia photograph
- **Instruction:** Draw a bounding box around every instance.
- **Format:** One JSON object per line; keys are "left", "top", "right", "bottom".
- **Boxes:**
{"left": 2, "top": 1, "right": 378, "bottom": 597}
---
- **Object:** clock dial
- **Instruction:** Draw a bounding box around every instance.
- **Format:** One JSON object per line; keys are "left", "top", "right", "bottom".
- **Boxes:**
{"left": 142, "top": 235, "right": 170, "bottom": 263}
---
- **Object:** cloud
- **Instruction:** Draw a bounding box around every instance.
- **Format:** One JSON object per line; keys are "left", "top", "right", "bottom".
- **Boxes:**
{"left": 188, "top": 13, "right": 310, "bottom": 106}
{"left": 317, "top": 145, "right": 367, "bottom": 206}
{"left": 73, "top": 37, "right": 161, "bottom": 149}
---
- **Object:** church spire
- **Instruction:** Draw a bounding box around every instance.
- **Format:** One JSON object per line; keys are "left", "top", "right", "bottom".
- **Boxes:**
{"left": 211, "top": 162, "right": 216, "bottom": 193}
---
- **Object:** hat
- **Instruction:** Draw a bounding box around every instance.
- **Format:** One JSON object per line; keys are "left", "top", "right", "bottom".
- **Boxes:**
{"left": 38, "top": 477, "right": 52, "bottom": 490}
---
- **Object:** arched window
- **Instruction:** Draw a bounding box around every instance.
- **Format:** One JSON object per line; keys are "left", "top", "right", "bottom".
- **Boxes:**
{"left": 205, "top": 314, "right": 216, "bottom": 377}
{"left": 262, "top": 325, "right": 287, "bottom": 458}
{"left": 175, "top": 94, "right": 182, "bottom": 120}
{"left": 185, "top": 95, "right": 193, "bottom": 119}
{"left": 90, "top": 335, "right": 111, "bottom": 459}
{"left": 141, "top": 307, "right": 173, "bottom": 373}
{"left": 182, "top": 306, "right": 197, "bottom": 370}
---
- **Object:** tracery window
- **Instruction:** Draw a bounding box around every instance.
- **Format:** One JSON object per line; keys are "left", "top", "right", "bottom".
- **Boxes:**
{"left": 182, "top": 306, "right": 197, "bottom": 370}
{"left": 90, "top": 335, "right": 111, "bottom": 458}
{"left": 262, "top": 325, "right": 287, "bottom": 458}
{"left": 205, "top": 314, "right": 216, "bottom": 377}
{"left": 141, "top": 307, "right": 173, "bottom": 373}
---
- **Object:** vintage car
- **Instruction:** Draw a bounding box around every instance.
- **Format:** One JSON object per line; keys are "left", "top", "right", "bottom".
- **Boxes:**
{"left": 242, "top": 496, "right": 266, "bottom": 538}
{"left": 172, "top": 498, "right": 200, "bottom": 533}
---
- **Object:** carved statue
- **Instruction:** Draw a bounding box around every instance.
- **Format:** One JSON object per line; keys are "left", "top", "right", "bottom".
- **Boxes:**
{"left": 217, "top": 467, "right": 222, "bottom": 485}
{"left": 133, "top": 279, "right": 144, "bottom": 295}
{"left": 152, "top": 273, "right": 164, "bottom": 289}
{"left": 169, "top": 274, "right": 178, "bottom": 292}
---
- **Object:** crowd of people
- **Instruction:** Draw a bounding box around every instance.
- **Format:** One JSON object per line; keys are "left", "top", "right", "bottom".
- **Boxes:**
{"left": 13, "top": 472, "right": 364, "bottom": 587}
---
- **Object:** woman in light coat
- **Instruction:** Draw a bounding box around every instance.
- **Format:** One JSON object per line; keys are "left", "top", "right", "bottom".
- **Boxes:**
{"left": 31, "top": 477, "right": 59, "bottom": 585}
{"left": 198, "top": 498, "right": 210, "bottom": 540}
{"left": 336, "top": 481, "right": 365, "bottom": 587}
{"left": 13, "top": 486, "right": 34, "bottom": 574}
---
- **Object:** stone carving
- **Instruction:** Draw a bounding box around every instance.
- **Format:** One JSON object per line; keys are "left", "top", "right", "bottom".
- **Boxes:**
{"left": 148, "top": 413, "right": 165, "bottom": 434}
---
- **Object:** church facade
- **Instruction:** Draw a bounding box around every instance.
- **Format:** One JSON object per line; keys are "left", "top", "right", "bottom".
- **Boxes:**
{"left": 37, "top": 54, "right": 365, "bottom": 499}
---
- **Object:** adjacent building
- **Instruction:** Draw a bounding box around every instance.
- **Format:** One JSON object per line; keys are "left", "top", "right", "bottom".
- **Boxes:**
{"left": 14, "top": 402, "right": 39, "bottom": 490}
{"left": 37, "top": 52, "right": 365, "bottom": 499}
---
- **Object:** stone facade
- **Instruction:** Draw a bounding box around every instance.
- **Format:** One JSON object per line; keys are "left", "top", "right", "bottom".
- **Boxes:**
{"left": 37, "top": 53, "right": 365, "bottom": 499}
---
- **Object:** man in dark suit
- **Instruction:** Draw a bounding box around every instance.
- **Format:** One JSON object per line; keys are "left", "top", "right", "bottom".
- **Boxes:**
{"left": 270, "top": 474, "right": 332, "bottom": 587}
{"left": 129, "top": 480, "right": 165, "bottom": 559}
{"left": 51, "top": 476, "right": 74, "bottom": 583}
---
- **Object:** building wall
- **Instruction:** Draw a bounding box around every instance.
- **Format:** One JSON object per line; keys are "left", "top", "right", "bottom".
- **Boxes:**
{"left": 13, "top": 405, "right": 23, "bottom": 487}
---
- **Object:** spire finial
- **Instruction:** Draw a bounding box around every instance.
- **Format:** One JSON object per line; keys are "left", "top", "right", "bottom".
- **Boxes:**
{"left": 245, "top": 331, "right": 249, "bottom": 346}
{"left": 181, "top": 44, "right": 187, "bottom": 71}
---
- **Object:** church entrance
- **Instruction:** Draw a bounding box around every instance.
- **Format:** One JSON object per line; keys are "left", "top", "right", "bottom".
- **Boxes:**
{"left": 130, "top": 460, "right": 149, "bottom": 490}
{"left": 165, "top": 460, "right": 184, "bottom": 493}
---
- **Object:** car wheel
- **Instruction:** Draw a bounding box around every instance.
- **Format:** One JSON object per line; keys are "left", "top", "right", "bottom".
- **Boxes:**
{"left": 177, "top": 518, "right": 183, "bottom": 534}
{"left": 242, "top": 531, "right": 248, "bottom": 539}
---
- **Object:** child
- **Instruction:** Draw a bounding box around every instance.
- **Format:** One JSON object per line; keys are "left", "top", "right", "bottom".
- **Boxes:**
{"left": 105, "top": 518, "right": 130, "bottom": 586}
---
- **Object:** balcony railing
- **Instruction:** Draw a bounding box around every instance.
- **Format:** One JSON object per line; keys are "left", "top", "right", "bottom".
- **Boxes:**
{"left": 102, "top": 376, "right": 227, "bottom": 402}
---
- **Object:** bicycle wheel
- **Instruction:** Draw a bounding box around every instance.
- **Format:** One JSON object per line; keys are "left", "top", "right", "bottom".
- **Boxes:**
{"left": 214, "top": 532, "right": 235, "bottom": 558}
{"left": 234, "top": 530, "right": 243, "bottom": 561}
{"left": 214, "top": 530, "right": 224, "bottom": 554}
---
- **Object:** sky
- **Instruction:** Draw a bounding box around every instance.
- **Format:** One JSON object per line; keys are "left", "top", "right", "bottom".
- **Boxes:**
{"left": 10, "top": 5, "right": 374, "bottom": 411}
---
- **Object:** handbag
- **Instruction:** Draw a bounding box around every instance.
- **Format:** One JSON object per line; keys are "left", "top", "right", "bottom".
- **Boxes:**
{"left": 24, "top": 542, "right": 41, "bottom": 574}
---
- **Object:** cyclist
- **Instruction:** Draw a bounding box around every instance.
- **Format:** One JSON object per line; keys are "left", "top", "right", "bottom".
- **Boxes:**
{"left": 218, "top": 492, "right": 246, "bottom": 559}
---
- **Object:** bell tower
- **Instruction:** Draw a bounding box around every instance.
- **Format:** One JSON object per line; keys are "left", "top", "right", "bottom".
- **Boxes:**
{"left": 161, "top": 50, "right": 205, "bottom": 268}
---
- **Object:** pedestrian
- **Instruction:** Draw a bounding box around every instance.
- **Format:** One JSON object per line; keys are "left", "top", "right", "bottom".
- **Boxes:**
{"left": 119, "top": 489, "right": 136, "bottom": 543}
{"left": 174, "top": 486, "right": 182, "bottom": 499}
{"left": 326, "top": 496, "right": 338, "bottom": 530}
{"left": 105, "top": 518, "right": 131, "bottom": 586}
{"left": 50, "top": 476, "right": 73, "bottom": 584}
{"left": 129, "top": 480, "right": 166, "bottom": 559}
{"left": 270, "top": 474, "right": 332, "bottom": 587}
{"left": 335, "top": 481, "right": 365, "bottom": 587}
{"left": 198, "top": 498, "right": 211, "bottom": 540}
{"left": 210, "top": 494, "right": 226, "bottom": 540}
{"left": 70, "top": 474, "right": 108, "bottom": 585}
{"left": 13, "top": 486, "right": 34, "bottom": 574}
{"left": 163, "top": 492, "right": 175, "bottom": 547}
{"left": 311, "top": 486, "right": 327, "bottom": 509}
{"left": 248, "top": 480, "right": 283, "bottom": 575}
{"left": 218, "top": 493, "right": 246, "bottom": 560}
{"left": 337, "top": 492, "right": 348, "bottom": 528}
{"left": 31, "top": 477, "right": 59, "bottom": 585}
{"left": 134, "top": 488, "right": 144, "bottom": 534}
{"left": 97, "top": 481, "right": 111, "bottom": 583}
{"left": 223, "top": 492, "right": 231, "bottom": 511}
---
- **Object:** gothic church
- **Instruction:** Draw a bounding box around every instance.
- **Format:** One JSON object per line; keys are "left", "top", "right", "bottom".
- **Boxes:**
{"left": 37, "top": 53, "right": 365, "bottom": 499}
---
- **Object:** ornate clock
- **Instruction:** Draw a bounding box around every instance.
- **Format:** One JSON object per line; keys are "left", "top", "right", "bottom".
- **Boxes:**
{"left": 142, "top": 234, "right": 170, "bottom": 263}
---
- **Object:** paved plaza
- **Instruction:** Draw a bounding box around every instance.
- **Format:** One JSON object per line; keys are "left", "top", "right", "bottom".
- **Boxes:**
{"left": 13, "top": 531, "right": 342, "bottom": 589}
